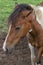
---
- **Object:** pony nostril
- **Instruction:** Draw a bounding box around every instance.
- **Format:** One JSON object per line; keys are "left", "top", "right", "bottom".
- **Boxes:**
{"left": 5, "top": 48, "right": 8, "bottom": 54}
{"left": 5, "top": 48, "right": 13, "bottom": 54}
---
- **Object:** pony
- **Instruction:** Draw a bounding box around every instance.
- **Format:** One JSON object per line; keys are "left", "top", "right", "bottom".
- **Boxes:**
{"left": 30, "top": 2, "right": 43, "bottom": 29}
{"left": 2, "top": 4, "right": 43, "bottom": 65}
{"left": 29, "top": 2, "right": 43, "bottom": 65}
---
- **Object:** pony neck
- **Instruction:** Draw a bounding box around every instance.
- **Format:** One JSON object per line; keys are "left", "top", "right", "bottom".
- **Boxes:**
{"left": 31, "top": 20, "right": 43, "bottom": 35}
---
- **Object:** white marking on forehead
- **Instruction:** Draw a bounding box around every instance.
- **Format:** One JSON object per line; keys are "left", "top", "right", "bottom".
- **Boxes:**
{"left": 35, "top": 6, "right": 43, "bottom": 29}
{"left": 3, "top": 24, "right": 12, "bottom": 51}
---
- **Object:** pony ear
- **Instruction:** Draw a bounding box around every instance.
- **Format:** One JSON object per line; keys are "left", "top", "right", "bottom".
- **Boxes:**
{"left": 14, "top": 2, "right": 19, "bottom": 10}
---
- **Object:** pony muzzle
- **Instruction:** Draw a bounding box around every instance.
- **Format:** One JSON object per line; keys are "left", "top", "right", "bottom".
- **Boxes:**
{"left": 3, "top": 46, "right": 13, "bottom": 54}
{"left": 3, "top": 42, "right": 15, "bottom": 54}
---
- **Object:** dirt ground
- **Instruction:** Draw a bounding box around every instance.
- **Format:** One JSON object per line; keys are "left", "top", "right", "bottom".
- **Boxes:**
{"left": 0, "top": 32, "right": 43, "bottom": 65}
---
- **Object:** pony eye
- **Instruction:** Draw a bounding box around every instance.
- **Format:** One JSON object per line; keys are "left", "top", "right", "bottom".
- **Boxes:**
{"left": 15, "top": 26, "right": 20, "bottom": 30}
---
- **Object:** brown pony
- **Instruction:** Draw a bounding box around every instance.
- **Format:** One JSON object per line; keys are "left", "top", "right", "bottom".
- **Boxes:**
{"left": 2, "top": 4, "right": 43, "bottom": 65}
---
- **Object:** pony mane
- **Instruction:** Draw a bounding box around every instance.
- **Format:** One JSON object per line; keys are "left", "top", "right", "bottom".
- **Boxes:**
{"left": 8, "top": 4, "right": 33, "bottom": 24}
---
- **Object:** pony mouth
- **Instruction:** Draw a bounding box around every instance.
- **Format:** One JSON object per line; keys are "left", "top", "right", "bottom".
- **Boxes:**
{"left": 3, "top": 44, "right": 14, "bottom": 54}
{"left": 5, "top": 48, "right": 14, "bottom": 54}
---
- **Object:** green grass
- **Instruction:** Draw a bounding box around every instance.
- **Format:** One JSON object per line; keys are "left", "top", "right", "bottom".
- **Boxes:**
{"left": 0, "top": 0, "right": 43, "bottom": 32}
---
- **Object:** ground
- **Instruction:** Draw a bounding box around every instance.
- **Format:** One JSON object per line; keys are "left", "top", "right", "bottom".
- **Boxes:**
{"left": 0, "top": 32, "right": 43, "bottom": 65}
